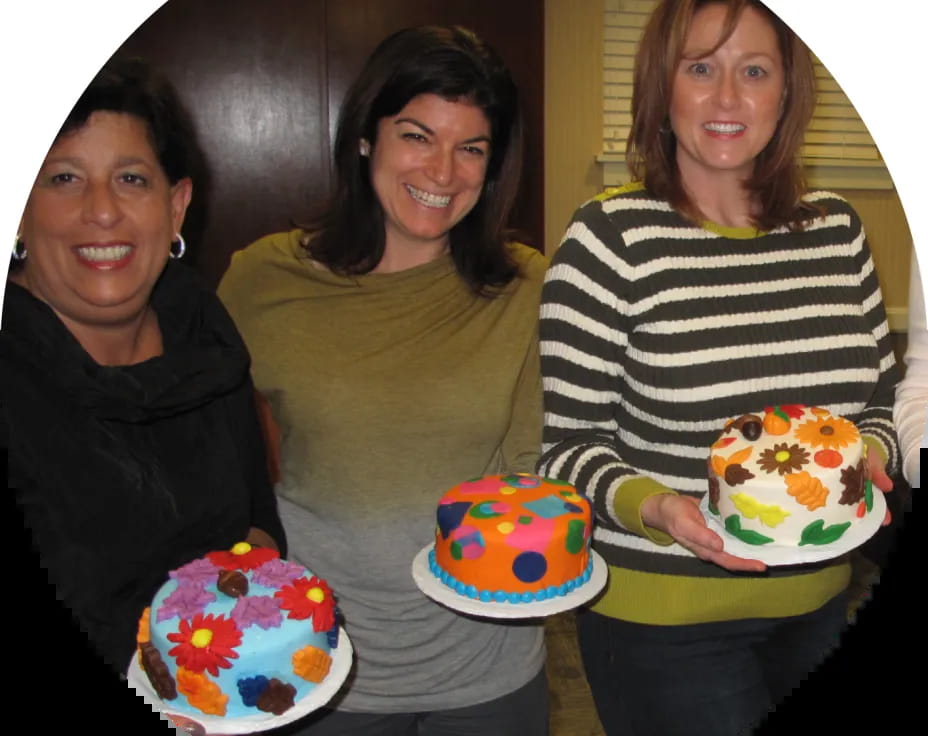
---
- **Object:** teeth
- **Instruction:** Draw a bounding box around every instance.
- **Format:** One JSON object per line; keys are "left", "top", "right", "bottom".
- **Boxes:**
{"left": 77, "top": 245, "right": 132, "bottom": 262}
{"left": 704, "top": 122, "right": 745, "bottom": 134}
{"left": 406, "top": 185, "right": 451, "bottom": 208}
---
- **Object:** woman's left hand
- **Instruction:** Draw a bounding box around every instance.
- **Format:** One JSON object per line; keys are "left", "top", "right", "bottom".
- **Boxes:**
{"left": 867, "top": 449, "right": 893, "bottom": 526}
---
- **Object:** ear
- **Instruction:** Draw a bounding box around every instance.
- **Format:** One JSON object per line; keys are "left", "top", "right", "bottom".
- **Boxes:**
{"left": 170, "top": 178, "right": 193, "bottom": 235}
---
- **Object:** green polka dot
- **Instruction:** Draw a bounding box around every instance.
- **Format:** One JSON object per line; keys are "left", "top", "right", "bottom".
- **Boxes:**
{"left": 566, "top": 519, "right": 586, "bottom": 554}
{"left": 450, "top": 541, "right": 463, "bottom": 560}
{"left": 518, "top": 516, "right": 532, "bottom": 525}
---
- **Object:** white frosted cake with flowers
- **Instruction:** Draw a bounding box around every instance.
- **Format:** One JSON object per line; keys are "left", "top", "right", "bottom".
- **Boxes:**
{"left": 707, "top": 405, "right": 873, "bottom": 547}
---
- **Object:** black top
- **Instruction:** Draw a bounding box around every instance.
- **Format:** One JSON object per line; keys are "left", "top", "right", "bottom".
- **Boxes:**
{"left": 1, "top": 261, "right": 285, "bottom": 673}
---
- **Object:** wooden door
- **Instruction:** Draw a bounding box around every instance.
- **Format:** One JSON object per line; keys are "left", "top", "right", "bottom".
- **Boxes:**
{"left": 116, "top": 0, "right": 544, "bottom": 288}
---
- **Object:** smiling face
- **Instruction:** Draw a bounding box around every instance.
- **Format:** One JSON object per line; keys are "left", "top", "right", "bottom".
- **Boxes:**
{"left": 17, "top": 111, "right": 191, "bottom": 333}
{"left": 368, "top": 93, "right": 491, "bottom": 270}
{"left": 669, "top": 2, "right": 785, "bottom": 189}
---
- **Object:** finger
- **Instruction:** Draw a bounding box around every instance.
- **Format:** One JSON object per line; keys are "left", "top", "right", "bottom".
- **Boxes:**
{"left": 707, "top": 548, "right": 767, "bottom": 573}
{"left": 881, "top": 508, "right": 893, "bottom": 527}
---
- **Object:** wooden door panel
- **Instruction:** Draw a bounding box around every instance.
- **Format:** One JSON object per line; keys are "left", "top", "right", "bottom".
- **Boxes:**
{"left": 115, "top": 0, "right": 543, "bottom": 287}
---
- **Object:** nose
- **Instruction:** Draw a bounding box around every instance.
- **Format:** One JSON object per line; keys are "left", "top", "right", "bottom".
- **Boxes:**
{"left": 714, "top": 71, "right": 739, "bottom": 109}
{"left": 82, "top": 180, "right": 122, "bottom": 227}
{"left": 425, "top": 147, "right": 454, "bottom": 186}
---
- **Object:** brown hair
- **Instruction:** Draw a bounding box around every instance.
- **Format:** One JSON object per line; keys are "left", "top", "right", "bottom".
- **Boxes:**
{"left": 627, "top": 0, "right": 820, "bottom": 230}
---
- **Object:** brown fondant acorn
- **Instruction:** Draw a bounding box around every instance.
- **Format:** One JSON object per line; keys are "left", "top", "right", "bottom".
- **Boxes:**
{"left": 217, "top": 569, "right": 249, "bottom": 597}
{"left": 725, "top": 414, "right": 763, "bottom": 441}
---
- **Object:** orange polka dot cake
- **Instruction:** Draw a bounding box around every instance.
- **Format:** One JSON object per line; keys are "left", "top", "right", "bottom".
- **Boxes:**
{"left": 707, "top": 405, "right": 873, "bottom": 548}
{"left": 136, "top": 542, "right": 340, "bottom": 719}
{"left": 428, "top": 474, "right": 593, "bottom": 603}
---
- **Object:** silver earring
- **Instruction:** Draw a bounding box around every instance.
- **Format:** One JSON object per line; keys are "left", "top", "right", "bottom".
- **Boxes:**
{"left": 359, "top": 139, "right": 370, "bottom": 157}
{"left": 12, "top": 234, "right": 26, "bottom": 261}
{"left": 170, "top": 233, "right": 186, "bottom": 259}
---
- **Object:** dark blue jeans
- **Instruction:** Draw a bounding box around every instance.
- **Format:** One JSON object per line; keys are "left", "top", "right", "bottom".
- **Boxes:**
{"left": 576, "top": 592, "right": 849, "bottom": 736}
{"left": 268, "top": 666, "right": 549, "bottom": 736}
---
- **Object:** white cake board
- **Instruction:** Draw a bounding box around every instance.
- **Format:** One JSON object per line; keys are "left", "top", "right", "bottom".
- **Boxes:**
{"left": 699, "top": 490, "right": 887, "bottom": 566}
{"left": 128, "top": 628, "right": 353, "bottom": 735}
{"left": 412, "top": 545, "right": 608, "bottom": 619}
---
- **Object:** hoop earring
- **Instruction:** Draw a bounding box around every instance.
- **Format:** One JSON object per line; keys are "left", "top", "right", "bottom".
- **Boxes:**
{"left": 359, "top": 139, "right": 370, "bottom": 157}
{"left": 12, "top": 234, "right": 26, "bottom": 261}
{"left": 170, "top": 233, "right": 186, "bottom": 260}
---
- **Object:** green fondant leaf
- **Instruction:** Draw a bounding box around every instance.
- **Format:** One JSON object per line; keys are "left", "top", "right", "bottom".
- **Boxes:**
{"left": 798, "top": 519, "right": 852, "bottom": 546}
{"left": 774, "top": 406, "right": 789, "bottom": 422}
{"left": 864, "top": 480, "right": 873, "bottom": 512}
{"left": 566, "top": 519, "right": 586, "bottom": 554}
{"left": 724, "top": 515, "right": 774, "bottom": 545}
{"left": 708, "top": 501, "right": 719, "bottom": 516}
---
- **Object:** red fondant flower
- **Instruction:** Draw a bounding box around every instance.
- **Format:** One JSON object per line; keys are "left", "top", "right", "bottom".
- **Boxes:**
{"left": 167, "top": 613, "right": 242, "bottom": 676}
{"left": 275, "top": 576, "right": 336, "bottom": 632}
{"left": 206, "top": 542, "right": 279, "bottom": 571}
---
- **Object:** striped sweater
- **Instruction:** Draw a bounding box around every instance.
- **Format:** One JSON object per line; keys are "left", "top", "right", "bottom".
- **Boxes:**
{"left": 538, "top": 183, "right": 900, "bottom": 625}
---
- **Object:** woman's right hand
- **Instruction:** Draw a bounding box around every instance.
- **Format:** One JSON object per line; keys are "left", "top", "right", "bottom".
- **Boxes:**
{"left": 641, "top": 494, "right": 767, "bottom": 573}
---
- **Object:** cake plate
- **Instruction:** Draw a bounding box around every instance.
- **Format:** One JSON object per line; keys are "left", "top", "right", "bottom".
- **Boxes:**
{"left": 698, "top": 490, "right": 887, "bottom": 566}
{"left": 128, "top": 628, "right": 353, "bottom": 735}
{"left": 412, "top": 545, "right": 608, "bottom": 619}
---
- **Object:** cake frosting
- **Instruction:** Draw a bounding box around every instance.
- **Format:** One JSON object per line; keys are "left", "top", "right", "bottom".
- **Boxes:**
{"left": 137, "top": 542, "right": 339, "bottom": 719}
{"left": 429, "top": 474, "right": 593, "bottom": 603}
{"left": 707, "top": 405, "right": 872, "bottom": 547}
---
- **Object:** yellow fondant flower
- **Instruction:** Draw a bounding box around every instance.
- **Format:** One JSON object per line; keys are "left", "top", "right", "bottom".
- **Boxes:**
{"left": 176, "top": 667, "right": 228, "bottom": 716}
{"left": 729, "top": 493, "right": 790, "bottom": 528}
{"left": 794, "top": 416, "right": 859, "bottom": 450}
{"left": 785, "top": 471, "right": 829, "bottom": 511}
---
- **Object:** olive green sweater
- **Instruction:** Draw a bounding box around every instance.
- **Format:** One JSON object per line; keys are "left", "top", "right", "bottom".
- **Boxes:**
{"left": 219, "top": 230, "right": 548, "bottom": 712}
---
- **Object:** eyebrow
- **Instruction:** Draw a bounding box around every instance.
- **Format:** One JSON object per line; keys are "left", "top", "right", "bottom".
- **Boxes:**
{"left": 393, "top": 117, "right": 491, "bottom": 145}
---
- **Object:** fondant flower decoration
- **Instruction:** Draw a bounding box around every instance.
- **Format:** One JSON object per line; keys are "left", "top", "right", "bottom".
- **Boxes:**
{"left": 256, "top": 678, "right": 297, "bottom": 715}
{"left": 169, "top": 558, "right": 221, "bottom": 586}
{"left": 276, "top": 576, "right": 337, "bottom": 632}
{"left": 292, "top": 644, "right": 333, "bottom": 683}
{"left": 231, "top": 595, "right": 283, "bottom": 630}
{"left": 251, "top": 558, "right": 306, "bottom": 588}
{"left": 207, "top": 542, "right": 279, "bottom": 571}
{"left": 785, "top": 471, "right": 829, "bottom": 511}
{"left": 794, "top": 415, "right": 859, "bottom": 450}
{"left": 176, "top": 667, "right": 228, "bottom": 716}
{"left": 757, "top": 443, "right": 810, "bottom": 475}
{"left": 839, "top": 460, "right": 866, "bottom": 505}
{"left": 157, "top": 583, "right": 217, "bottom": 622}
{"left": 137, "top": 607, "right": 151, "bottom": 645}
{"left": 168, "top": 613, "right": 242, "bottom": 676}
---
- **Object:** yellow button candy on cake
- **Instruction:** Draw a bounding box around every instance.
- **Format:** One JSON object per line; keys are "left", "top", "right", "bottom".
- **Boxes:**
{"left": 707, "top": 405, "right": 871, "bottom": 547}
{"left": 428, "top": 474, "right": 593, "bottom": 603}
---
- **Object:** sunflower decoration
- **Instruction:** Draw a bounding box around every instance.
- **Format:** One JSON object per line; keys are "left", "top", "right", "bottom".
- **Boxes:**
{"left": 757, "top": 443, "right": 810, "bottom": 476}
{"left": 167, "top": 613, "right": 243, "bottom": 676}
{"left": 839, "top": 459, "right": 866, "bottom": 505}
{"left": 794, "top": 415, "right": 859, "bottom": 450}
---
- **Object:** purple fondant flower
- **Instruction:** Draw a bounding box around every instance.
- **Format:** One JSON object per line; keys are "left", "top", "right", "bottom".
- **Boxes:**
{"left": 169, "top": 558, "right": 221, "bottom": 586}
{"left": 231, "top": 595, "right": 283, "bottom": 630}
{"left": 251, "top": 558, "right": 305, "bottom": 588}
{"left": 156, "top": 582, "right": 216, "bottom": 622}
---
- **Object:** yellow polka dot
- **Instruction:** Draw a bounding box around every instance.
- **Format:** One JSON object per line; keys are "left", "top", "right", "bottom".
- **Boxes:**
{"left": 500, "top": 487, "right": 517, "bottom": 495}
{"left": 497, "top": 522, "right": 515, "bottom": 534}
